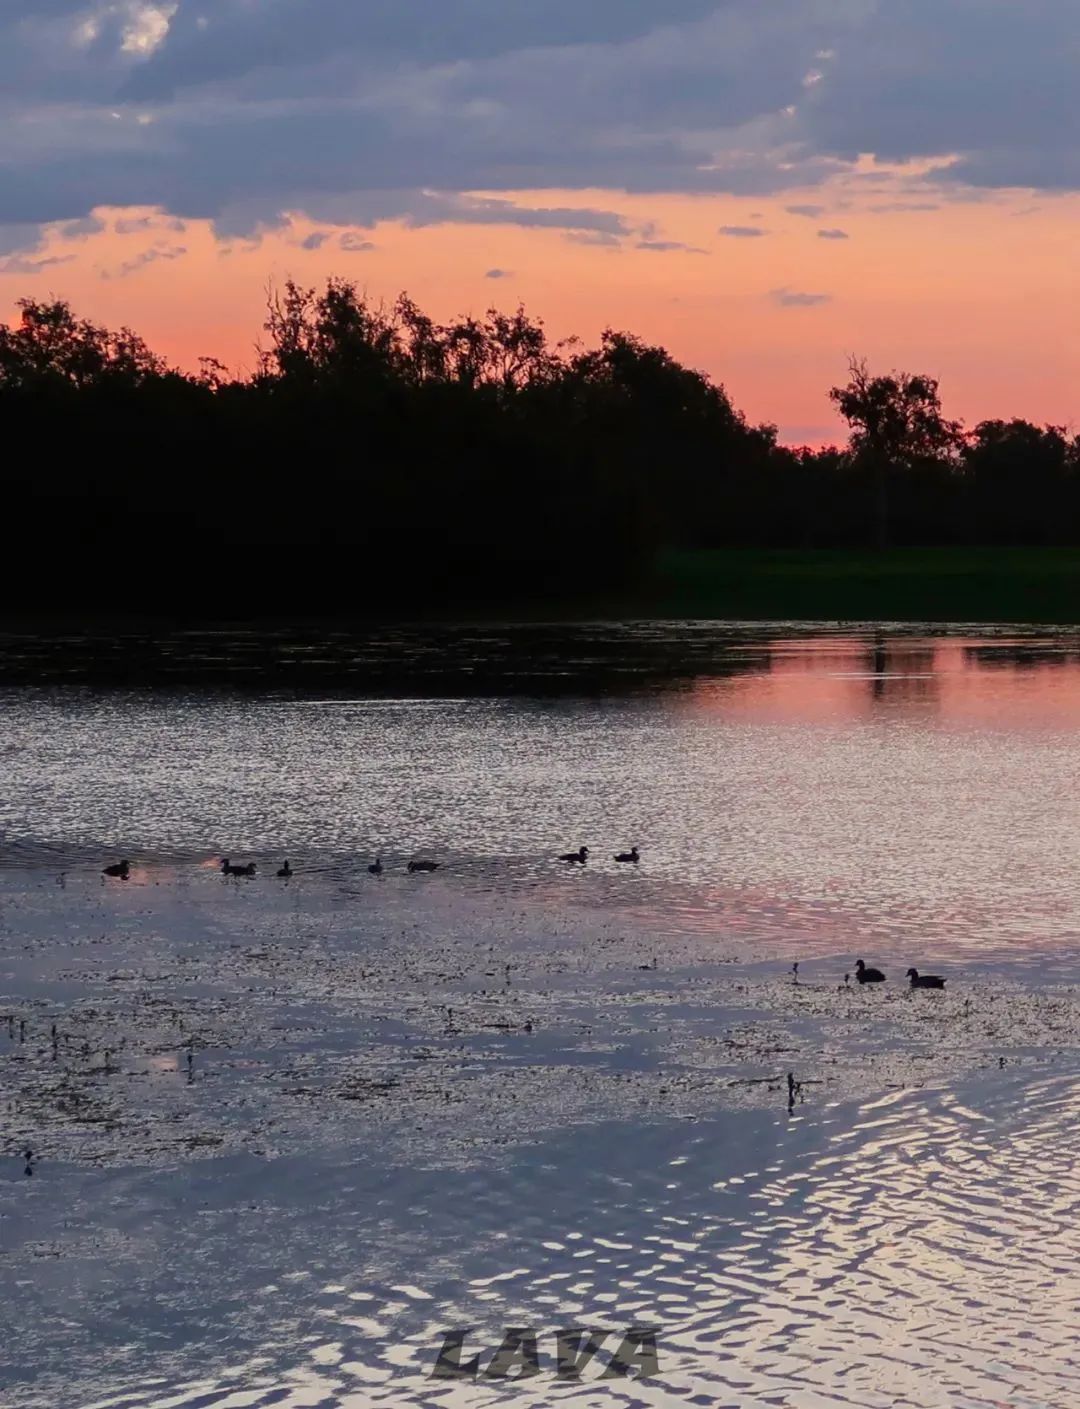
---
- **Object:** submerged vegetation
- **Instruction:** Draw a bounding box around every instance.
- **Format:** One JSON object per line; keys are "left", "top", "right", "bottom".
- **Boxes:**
{"left": 1, "top": 283, "right": 1077, "bottom": 616}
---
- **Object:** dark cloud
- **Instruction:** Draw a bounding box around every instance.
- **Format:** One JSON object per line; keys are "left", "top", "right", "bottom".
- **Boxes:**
{"left": 484, "top": 268, "right": 511, "bottom": 279}
{"left": 719, "top": 226, "right": 768, "bottom": 238}
{"left": 121, "top": 1, "right": 723, "bottom": 101}
{"left": 817, "top": 228, "right": 849, "bottom": 239}
{"left": 0, "top": 223, "right": 46, "bottom": 258}
{"left": 0, "top": 1, "right": 1077, "bottom": 236}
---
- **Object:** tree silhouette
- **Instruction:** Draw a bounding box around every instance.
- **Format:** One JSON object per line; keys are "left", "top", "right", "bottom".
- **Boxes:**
{"left": 830, "top": 359, "right": 964, "bottom": 548}
{"left": 1, "top": 286, "right": 1075, "bottom": 617}
{"left": 0, "top": 297, "right": 167, "bottom": 390}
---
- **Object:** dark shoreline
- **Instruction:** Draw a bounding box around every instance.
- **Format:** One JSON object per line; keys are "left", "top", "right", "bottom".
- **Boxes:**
{"left": 4, "top": 547, "right": 1080, "bottom": 635}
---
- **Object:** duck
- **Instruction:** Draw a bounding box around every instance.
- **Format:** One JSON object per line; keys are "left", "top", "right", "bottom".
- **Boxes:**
{"left": 854, "top": 959, "right": 886, "bottom": 984}
{"left": 276, "top": 860, "right": 292, "bottom": 878}
{"left": 614, "top": 847, "right": 640, "bottom": 864}
{"left": 907, "top": 967, "right": 946, "bottom": 990}
{"left": 221, "top": 858, "right": 257, "bottom": 877}
{"left": 103, "top": 859, "right": 130, "bottom": 879}
{"left": 407, "top": 859, "right": 439, "bottom": 873}
{"left": 559, "top": 846, "right": 589, "bottom": 864}
{"left": 368, "top": 858, "right": 383, "bottom": 875}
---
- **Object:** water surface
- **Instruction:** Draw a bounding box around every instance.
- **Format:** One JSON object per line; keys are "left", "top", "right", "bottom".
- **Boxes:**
{"left": 3, "top": 624, "right": 1079, "bottom": 958}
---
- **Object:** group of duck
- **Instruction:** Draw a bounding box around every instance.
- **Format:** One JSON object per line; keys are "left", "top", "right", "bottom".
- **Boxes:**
{"left": 102, "top": 847, "right": 641, "bottom": 882}
{"left": 851, "top": 958, "right": 946, "bottom": 990}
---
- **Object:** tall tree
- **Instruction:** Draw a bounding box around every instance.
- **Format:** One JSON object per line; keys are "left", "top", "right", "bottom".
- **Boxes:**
{"left": 830, "top": 359, "right": 963, "bottom": 548}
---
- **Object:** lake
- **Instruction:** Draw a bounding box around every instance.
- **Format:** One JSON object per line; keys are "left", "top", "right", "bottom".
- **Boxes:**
{"left": 3, "top": 622, "right": 1080, "bottom": 955}
{"left": 3, "top": 622, "right": 1080, "bottom": 1408}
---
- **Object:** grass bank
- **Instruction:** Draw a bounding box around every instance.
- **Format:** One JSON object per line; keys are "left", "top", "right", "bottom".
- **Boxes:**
{"left": 641, "top": 548, "right": 1080, "bottom": 624}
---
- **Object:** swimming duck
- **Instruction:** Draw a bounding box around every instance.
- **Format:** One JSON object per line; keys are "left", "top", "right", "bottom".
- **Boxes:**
{"left": 614, "top": 847, "right": 640, "bottom": 864}
{"left": 221, "top": 858, "right": 257, "bottom": 877}
{"left": 103, "top": 859, "right": 130, "bottom": 879}
{"left": 559, "top": 847, "right": 589, "bottom": 864}
{"left": 855, "top": 959, "right": 886, "bottom": 984}
{"left": 407, "top": 860, "right": 439, "bottom": 873}
{"left": 368, "top": 858, "right": 383, "bottom": 875}
{"left": 276, "top": 860, "right": 292, "bottom": 878}
{"left": 907, "top": 968, "right": 946, "bottom": 990}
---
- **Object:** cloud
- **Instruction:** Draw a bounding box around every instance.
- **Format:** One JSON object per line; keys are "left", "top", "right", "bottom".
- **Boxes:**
{"left": 208, "top": 192, "right": 635, "bottom": 244}
{"left": 0, "top": 252, "right": 75, "bottom": 275}
{"left": 636, "top": 239, "right": 707, "bottom": 254}
{"left": 867, "top": 202, "right": 940, "bottom": 215}
{"left": 484, "top": 268, "right": 511, "bottom": 279}
{"left": 718, "top": 225, "right": 768, "bottom": 239}
{"left": 1, "top": 0, "right": 1079, "bottom": 239}
{"left": 339, "top": 232, "right": 375, "bottom": 252}
{"left": 771, "top": 287, "right": 832, "bottom": 307}
{"left": 105, "top": 242, "right": 187, "bottom": 278}
{"left": 0, "top": 223, "right": 46, "bottom": 258}
{"left": 564, "top": 231, "right": 623, "bottom": 248}
{"left": 300, "top": 232, "right": 329, "bottom": 250}
{"left": 58, "top": 214, "right": 107, "bottom": 240}
{"left": 817, "top": 227, "right": 849, "bottom": 239}
{"left": 114, "top": 212, "right": 186, "bottom": 234}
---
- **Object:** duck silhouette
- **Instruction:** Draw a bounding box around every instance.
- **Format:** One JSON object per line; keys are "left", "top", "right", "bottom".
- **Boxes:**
{"left": 221, "top": 859, "right": 256, "bottom": 877}
{"left": 407, "top": 860, "right": 439, "bottom": 873}
{"left": 276, "top": 860, "right": 292, "bottom": 878}
{"left": 559, "top": 847, "right": 589, "bottom": 864}
{"left": 103, "top": 860, "right": 130, "bottom": 879}
{"left": 368, "top": 858, "right": 383, "bottom": 875}
{"left": 614, "top": 847, "right": 640, "bottom": 864}
{"left": 855, "top": 959, "right": 886, "bottom": 984}
{"left": 907, "top": 967, "right": 946, "bottom": 990}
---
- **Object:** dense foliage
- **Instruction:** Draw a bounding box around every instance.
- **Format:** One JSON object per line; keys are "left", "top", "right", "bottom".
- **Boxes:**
{"left": 2, "top": 285, "right": 1076, "bottom": 611}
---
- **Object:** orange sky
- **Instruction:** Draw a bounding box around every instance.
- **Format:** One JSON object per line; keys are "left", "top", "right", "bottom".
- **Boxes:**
{"left": 3, "top": 179, "right": 1077, "bottom": 446}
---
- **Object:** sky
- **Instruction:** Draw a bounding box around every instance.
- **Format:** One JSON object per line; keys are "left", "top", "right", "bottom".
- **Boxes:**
{"left": 2, "top": 1, "right": 1078, "bottom": 443}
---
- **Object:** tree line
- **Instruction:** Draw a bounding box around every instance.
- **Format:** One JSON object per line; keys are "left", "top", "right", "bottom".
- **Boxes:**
{"left": 1, "top": 282, "right": 1076, "bottom": 612}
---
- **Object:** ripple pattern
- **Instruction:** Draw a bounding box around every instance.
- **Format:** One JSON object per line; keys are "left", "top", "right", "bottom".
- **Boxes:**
{"left": 9, "top": 1070, "right": 1080, "bottom": 1408}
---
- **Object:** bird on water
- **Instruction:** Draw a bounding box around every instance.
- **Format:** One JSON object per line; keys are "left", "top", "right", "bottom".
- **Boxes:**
{"left": 221, "top": 859, "right": 257, "bottom": 877}
{"left": 368, "top": 858, "right": 383, "bottom": 875}
{"left": 276, "top": 860, "right": 292, "bottom": 878}
{"left": 559, "top": 846, "right": 589, "bottom": 864}
{"left": 103, "top": 860, "right": 130, "bottom": 879}
{"left": 614, "top": 847, "right": 640, "bottom": 864}
{"left": 407, "top": 860, "right": 439, "bottom": 873}
{"left": 855, "top": 959, "right": 886, "bottom": 984}
{"left": 907, "top": 968, "right": 946, "bottom": 989}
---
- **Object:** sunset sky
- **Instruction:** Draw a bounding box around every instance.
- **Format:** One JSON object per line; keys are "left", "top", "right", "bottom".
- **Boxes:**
{"left": 3, "top": 1, "right": 1078, "bottom": 444}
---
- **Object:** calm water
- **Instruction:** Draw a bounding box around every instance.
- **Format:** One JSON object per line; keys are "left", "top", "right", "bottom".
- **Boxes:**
{"left": 2, "top": 623, "right": 1080, "bottom": 956}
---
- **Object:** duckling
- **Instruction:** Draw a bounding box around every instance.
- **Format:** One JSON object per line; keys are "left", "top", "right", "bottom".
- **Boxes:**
{"left": 276, "top": 860, "right": 292, "bottom": 878}
{"left": 103, "top": 859, "right": 130, "bottom": 879}
{"left": 614, "top": 847, "right": 640, "bottom": 864}
{"left": 855, "top": 959, "right": 886, "bottom": 984}
{"left": 559, "top": 846, "right": 589, "bottom": 864}
{"left": 907, "top": 967, "right": 946, "bottom": 990}
{"left": 368, "top": 858, "right": 383, "bottom": 876}
{"left": 221, "top": 859, "right": 257, "bottom": 877}
{"left": 407, "top": 860, "right": 439, "bottom": 873}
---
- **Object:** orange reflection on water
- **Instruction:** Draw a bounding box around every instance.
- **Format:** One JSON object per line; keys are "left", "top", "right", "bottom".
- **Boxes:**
{"left": 683, "top": 634, "right": 1080, "bottom": 730}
